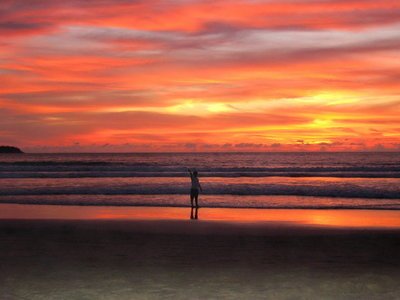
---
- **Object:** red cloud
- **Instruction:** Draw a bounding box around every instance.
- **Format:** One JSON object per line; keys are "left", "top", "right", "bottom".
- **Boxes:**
{"left": 1, "top": 0, "right": 400, "bottom": 151}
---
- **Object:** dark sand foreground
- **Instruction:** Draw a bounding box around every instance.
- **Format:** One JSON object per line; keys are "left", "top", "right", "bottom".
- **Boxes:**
{"left": 1, "top": 204, "right": 400, "bottom": 299}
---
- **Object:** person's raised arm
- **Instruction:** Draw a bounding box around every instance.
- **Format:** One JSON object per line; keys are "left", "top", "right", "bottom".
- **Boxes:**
{"left": 187, "top": 168, "right": 193, "bottom": 178}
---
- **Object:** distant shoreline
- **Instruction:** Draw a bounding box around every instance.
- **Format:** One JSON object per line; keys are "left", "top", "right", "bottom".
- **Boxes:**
{"left": 0, "top": 146, "right": 23, "bottom": 153}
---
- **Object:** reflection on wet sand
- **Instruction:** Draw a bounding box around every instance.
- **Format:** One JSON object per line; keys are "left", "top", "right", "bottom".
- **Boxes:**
{"left": 190, "top": 206, "right": 199, "bottom": 220}
{"left": 1, "top": 204, "right": 400, "bottom": 228}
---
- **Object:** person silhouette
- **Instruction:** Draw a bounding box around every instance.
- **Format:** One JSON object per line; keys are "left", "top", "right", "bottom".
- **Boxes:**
{"left": 188, "top": 168, "right": 202, "bottom": 208}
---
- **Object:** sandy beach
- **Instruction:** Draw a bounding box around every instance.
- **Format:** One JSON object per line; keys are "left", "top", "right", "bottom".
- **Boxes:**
{"left": 0, "top": 204, "right": 399, "bottom": 299}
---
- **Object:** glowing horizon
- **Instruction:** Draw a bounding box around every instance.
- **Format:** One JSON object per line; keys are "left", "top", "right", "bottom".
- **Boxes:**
{"left": 1, "top": 0, "right": 400, "bottom": 152}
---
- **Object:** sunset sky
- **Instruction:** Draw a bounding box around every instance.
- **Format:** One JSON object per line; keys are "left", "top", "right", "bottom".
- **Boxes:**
{"left": 1, "top": 0, "right": 400, "bottom": 152}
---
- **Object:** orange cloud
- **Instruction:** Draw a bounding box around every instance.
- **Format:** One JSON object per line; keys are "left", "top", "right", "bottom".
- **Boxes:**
{"left": 1, "top": 0, "right": 399, "bottom": 151}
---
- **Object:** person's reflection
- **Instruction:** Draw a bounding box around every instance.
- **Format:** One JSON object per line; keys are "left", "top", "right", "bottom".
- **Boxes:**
{"left": 190, "top": 206, "right": 199, "bottom": 220}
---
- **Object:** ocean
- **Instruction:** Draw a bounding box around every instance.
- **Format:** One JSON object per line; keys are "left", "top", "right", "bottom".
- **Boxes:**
{"left": 0, "top": 152, "right": 399, "bottom": 209}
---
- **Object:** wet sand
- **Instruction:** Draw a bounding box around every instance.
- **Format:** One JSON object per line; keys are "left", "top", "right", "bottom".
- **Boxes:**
{"left": 1, "top": 205, "right": 400, "bottom": 299}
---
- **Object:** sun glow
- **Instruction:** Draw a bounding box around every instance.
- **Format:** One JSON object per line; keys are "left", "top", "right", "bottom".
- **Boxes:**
{"left": 310, "top": 118, "right": 333, "bottom": 128}
{"left": 312, "top": 91, "right": 361, "bottom": 105}
{"left": 166, "top": 100, "right": 235, "bottom": 115}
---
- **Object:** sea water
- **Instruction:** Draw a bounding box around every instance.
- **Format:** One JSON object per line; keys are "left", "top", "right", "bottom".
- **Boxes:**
{"left": 0, "top": 152, "right": 399, "bottom": 209}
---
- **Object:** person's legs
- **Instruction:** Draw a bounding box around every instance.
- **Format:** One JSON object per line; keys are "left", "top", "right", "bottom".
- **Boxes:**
{"left": 194, "top": 190, "right": 199, "bottom": 207}
{"left": 190, "top": 189, "right": 195, "bottom": 207}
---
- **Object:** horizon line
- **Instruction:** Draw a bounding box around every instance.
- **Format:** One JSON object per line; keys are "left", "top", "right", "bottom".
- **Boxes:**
{"left": 10, "top": 150, "right": 400, "bottom": 154}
